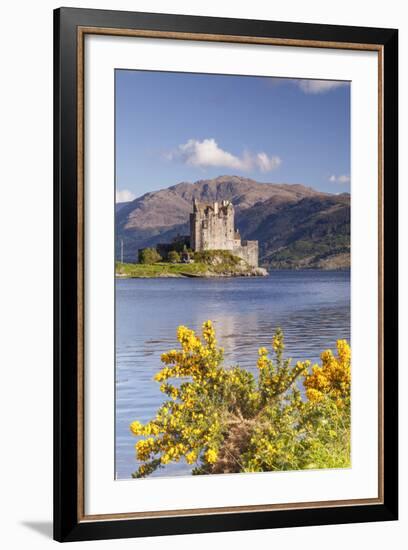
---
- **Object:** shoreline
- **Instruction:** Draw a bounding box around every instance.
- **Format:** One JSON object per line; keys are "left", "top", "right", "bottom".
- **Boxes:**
{"left": 115, "top": 268, "right": 269, "bottom": 279}
{"left": 115, "top": 267, "right": 350, "bottom": 279}
{"left": 115, "top": 257, "right": 268, "bottom": 279}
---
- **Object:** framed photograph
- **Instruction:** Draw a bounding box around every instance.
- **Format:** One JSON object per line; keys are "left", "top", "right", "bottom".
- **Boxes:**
{"left": 54, "top": 7, "right": 398, "bottom": 542}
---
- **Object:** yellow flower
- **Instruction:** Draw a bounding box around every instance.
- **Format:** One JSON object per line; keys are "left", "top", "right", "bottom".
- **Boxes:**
{"left": 135, "top": 438, "right": 155, "bottom": 460}
{"left": 185, "top": 451, "right": 198, "bottom": 464}
{"left": 272, "top": 329, "right": 285, "bottom": 353}
{"left": 204, "top": 449, "right": 218, "bottom": 464}
{"left": 304, "top": 339, "right": 350, "bottom": 405}
{"left": 130, "top": 421, "right": 143, "bottom": 435}
{"left": 306, "top": 388, "right": 324, "bottom": 403}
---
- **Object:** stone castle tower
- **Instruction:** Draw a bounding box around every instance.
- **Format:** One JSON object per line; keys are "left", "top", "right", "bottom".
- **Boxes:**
{"left": 190, "top": 199, "right": 258, "bottom": 267}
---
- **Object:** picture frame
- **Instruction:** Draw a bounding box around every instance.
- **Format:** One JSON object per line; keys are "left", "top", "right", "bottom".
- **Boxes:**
{"left": 54, "top": 7, "right": 398, "bottom": 542}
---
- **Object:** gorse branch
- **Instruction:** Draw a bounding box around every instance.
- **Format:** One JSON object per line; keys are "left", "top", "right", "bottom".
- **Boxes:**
{"left": 130, "top": 321, "right": 351, "bottom": 477}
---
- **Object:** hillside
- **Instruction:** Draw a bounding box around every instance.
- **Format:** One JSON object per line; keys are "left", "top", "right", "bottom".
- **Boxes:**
{"left": 115, "top": 176, "right": 350, "bottom": 270}
{"left": 239, "top": 193, "right": 350, "bottom": 269}
{"left": 115, "top": 201, "right": 131, "bottom": 213}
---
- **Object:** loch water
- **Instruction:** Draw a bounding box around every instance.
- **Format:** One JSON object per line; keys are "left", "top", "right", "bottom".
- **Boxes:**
{"left": 115, "top": 271, "right": 350, "bottom": 479}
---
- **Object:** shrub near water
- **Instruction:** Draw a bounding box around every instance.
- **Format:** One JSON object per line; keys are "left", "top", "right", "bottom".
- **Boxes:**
{"left": 130, "top": 322, "right": 351, "bottom": 477}
{"left": 167, "top": 250, "right": 181, "bottom": 263}
{"left": 138, "top": 248, "right": 162, "bottom": 264}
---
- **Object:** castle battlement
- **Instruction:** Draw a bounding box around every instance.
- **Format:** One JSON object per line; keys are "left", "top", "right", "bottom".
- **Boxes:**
{"left": 190, "top": 199, "right": 258, "bottom": 267}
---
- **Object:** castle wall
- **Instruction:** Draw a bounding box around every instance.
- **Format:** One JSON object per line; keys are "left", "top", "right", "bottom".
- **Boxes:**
{"left": 233, "top": 240, "right": 259, "bottom": 268}
{"left": 191, "top": 202, "right": 235, "bottom": 251}
{"left": 202, "top": 208, "right": 235, "bottom": 250}
{"left": 190, "top": 200, "right": 259, "bottom": 267}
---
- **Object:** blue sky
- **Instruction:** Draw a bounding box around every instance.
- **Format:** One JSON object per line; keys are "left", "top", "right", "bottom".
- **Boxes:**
{"left": 115, "top": 70, "right": 350, "bottom": 202}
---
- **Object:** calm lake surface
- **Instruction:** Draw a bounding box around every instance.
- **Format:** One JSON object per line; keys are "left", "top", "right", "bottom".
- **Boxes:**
{"left": 115, "top": 271, "right": 350, "bottom": 480}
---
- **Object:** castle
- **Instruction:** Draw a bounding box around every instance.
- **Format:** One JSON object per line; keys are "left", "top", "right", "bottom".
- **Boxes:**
{"left": 189, "top": 199, "right": 259, "bottom": 267}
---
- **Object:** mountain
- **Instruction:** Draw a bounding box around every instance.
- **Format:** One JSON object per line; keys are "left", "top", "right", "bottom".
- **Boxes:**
{"left": 115, "top": 176, "right": 350, "bottom": 269}
{"left": 115, "top": 201, "right": 131, "bottom": 213}
{"left": 239, "top": 193, "right": 350, "bottom": 269}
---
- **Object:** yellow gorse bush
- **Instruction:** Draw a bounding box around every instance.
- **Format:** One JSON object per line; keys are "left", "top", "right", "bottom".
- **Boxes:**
{"left": 304, "top": 340, "right": 351, "bottom": 407}
{"left": 130, "top": 321, "right": 351, "bottom": 477}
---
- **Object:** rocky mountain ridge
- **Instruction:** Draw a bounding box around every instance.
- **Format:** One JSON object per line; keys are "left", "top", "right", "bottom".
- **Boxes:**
{"left": 115, "top": 176, "right": 350, "bottom": 269}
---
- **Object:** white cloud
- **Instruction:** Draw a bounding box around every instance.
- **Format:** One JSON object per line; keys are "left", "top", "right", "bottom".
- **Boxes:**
{"left": 166, "top": 138, "right": 281, "bottom": 173}
{"left": 329, "top": 174, "right": 350, "bottom": 184}
{"left": 116, "top": 189, "right": 136, "bottom": 203}
{"left": 255, "top": 152, "right": 281, "bottom": 172}
{"left": 297, "top": 80, "right": 348, "bottom": 94}
{"left": 177, "top": 138, "right": 249, "bottom": 170}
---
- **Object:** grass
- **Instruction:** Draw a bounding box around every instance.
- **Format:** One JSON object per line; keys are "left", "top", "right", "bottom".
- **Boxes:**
{"left": 116, "top": 261, "right": 209, "bottom": 278}
{"left": 115, "top": 251, "right": 256, "bottom": 278}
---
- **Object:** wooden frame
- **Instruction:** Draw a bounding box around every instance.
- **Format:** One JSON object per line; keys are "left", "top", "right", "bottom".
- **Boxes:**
{"left": 54, "top": 7, "right": 398, "bottom": 542}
